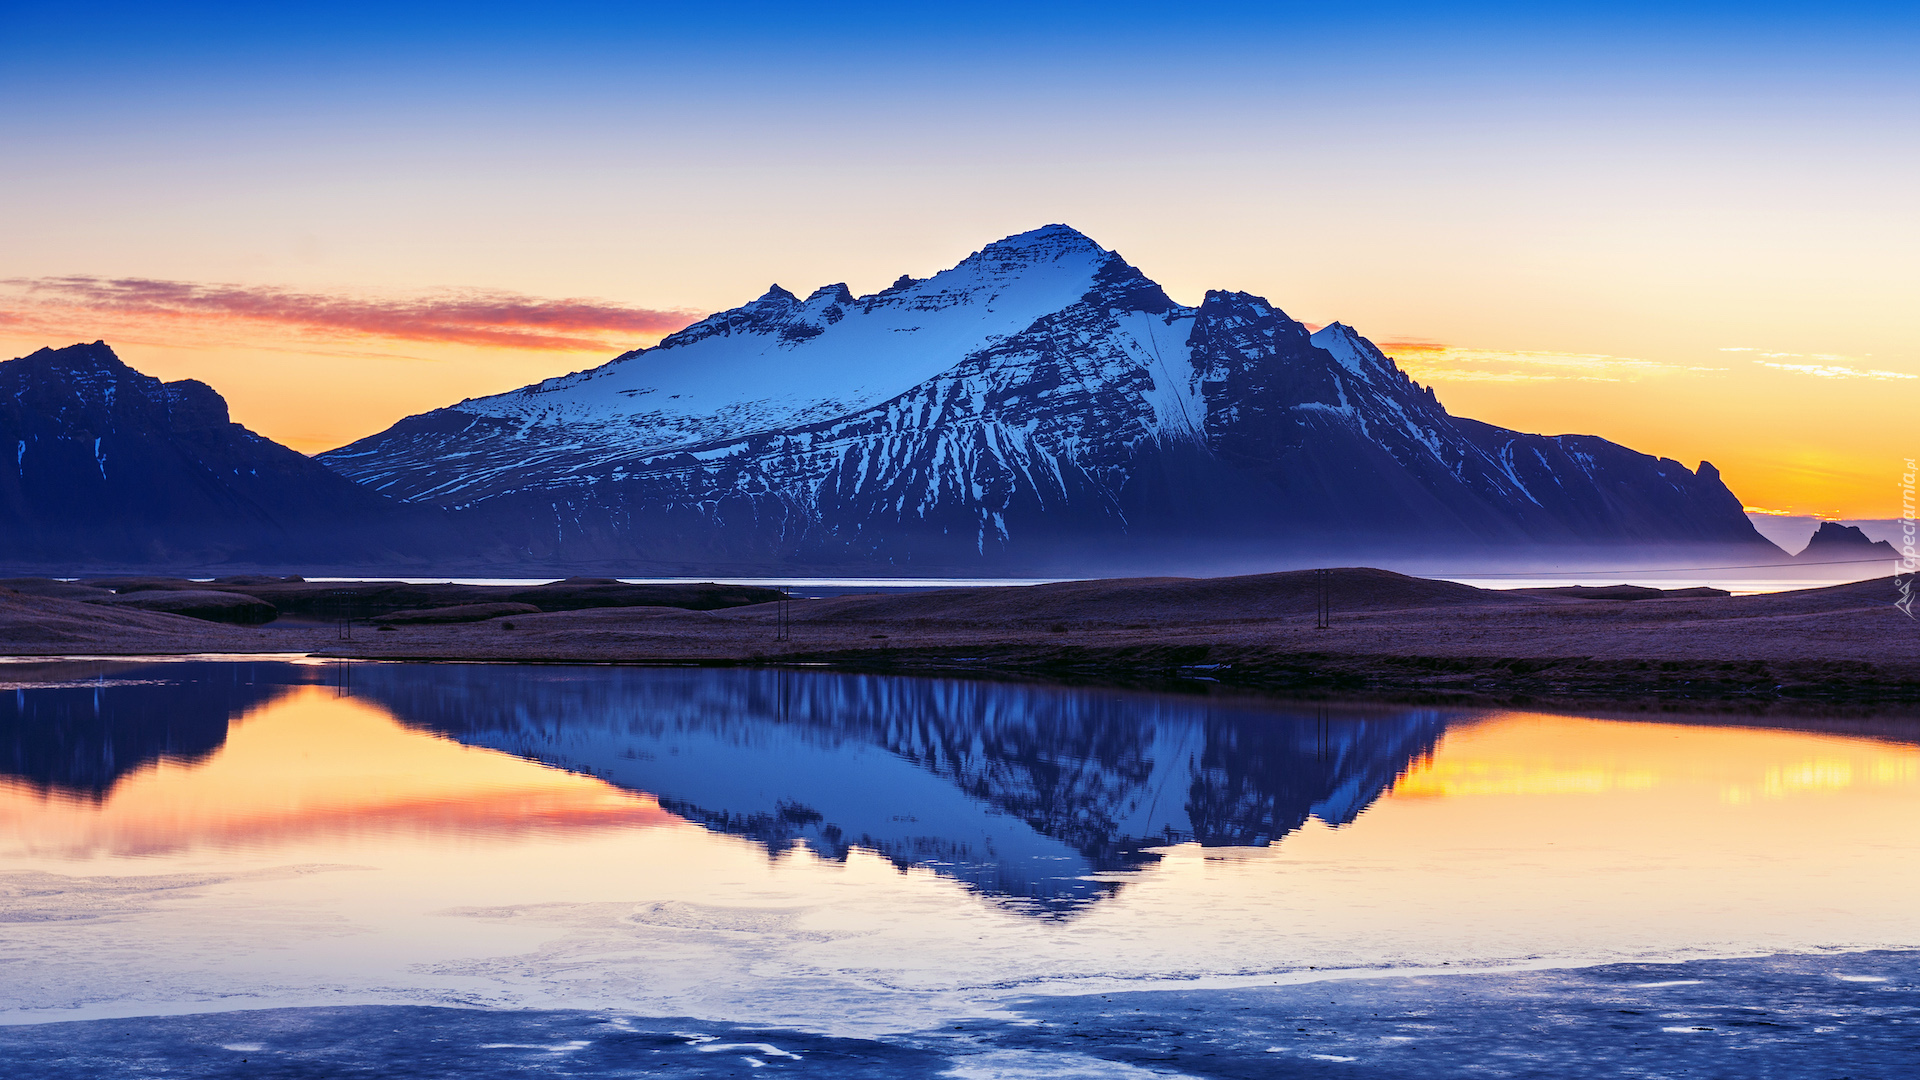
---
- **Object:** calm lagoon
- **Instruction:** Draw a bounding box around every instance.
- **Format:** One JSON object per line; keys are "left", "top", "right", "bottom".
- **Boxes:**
{"left": 2, "top": 659, "right": 1917, "bottom": 1076}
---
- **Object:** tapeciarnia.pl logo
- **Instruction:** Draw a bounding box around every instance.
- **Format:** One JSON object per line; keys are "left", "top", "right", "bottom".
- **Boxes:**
{"left": 1898, "top": 457, "right": 1917, "bottom": 619}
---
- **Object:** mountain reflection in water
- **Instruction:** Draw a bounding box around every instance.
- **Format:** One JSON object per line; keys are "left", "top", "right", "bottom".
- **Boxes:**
{"left": 0, "top": 660, "right": 312, "bottom": 798}
{"left": 350, "top": 666, "right": 1460, "bottom": 910}
{"left": 0, "top": 661, "right": 1465, "bottom": 911}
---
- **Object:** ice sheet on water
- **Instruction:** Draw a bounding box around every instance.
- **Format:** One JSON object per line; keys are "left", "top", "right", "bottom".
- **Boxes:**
{"left": 937, "top": 1049, "right": 1181, "bottom": 1078}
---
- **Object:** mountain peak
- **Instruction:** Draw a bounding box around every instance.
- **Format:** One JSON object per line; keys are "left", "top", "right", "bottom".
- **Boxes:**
{"left": 963, "top": 224, "right": 1107, "bottom": 269}
{"left": 161, "top": 377, "right": 232, "bottom": 430}
{"left": 1199, "top": 289, "right": 1278, "bottom": 318}
{"left": 804, "top": 283, "right": 854, "bottom": 306}
{"left": 17, "top": 340, "right": 127, "bottom": 372}
{"left": 1309, "top": 322, "right": 1412, "bottom": 384}
{"left": 1810, "top": 521, "right": 1883, "bottom": 546}
{"left": 1006, "top": 222, "right": 1097, "bottom": 244}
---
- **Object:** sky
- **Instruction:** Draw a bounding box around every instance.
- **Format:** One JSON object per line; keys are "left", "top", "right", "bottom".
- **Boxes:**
{"left": 1, "top": 1, "right": 1914, "bottom": 517}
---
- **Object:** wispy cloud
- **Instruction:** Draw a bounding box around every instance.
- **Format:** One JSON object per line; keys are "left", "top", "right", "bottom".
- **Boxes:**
{"left": 1371, "top": 340, "right": 1719, "bottom": 384}
{"left": 1724, "top": 346, "right": 1915, "bottom": 380}
{"left": 0, "top": 276, "right": 702, "bottom": 352}
{"left": 1371, "top": 339, "right": 1451, "bottom": 355}
{"left": 1753, "top": 358, "right": 1915, "bottom": 381}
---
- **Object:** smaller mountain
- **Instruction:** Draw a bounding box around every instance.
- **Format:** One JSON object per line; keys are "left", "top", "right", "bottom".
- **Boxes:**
{"left": 1795, "top": 521, "right": 1897, "bottom": 562}
{"left": 0, "top": 342, "right": 462, "bottom": 569}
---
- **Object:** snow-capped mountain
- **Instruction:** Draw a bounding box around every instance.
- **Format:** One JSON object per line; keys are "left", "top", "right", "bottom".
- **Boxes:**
{"left": 324, "top": 227, "right": 1115, "bottom": 507}
{"left": 0, "top": 342, "right": 457, "bottom": 567}
{"left": 322, "top": 225, "right": 1776, "bottom": 570}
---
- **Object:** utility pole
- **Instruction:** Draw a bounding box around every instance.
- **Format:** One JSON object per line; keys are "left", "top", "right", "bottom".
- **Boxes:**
{"left": 331, "top": 589, "right": 355, "bottom": 641}
{"left": 1314, "top": 569, "right": 1331, "bottom": 630}
{"left": 774, "top": 585, "right": 792, "bottom": 642}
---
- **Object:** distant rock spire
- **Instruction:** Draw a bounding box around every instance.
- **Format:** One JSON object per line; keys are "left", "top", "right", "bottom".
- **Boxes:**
{"left": 1797, "top": 521, "right": 1897, "bottom": 560}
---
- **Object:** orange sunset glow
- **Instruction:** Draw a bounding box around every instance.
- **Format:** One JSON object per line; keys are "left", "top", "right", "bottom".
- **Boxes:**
{"left": 0, "top": 686, "right": 681, "bottom": 859}
{"left": 1391, "top": 713, "right": 1920, "bottom": 806}
{"left": 3, "top": 266, "right": 1907, "bottom": 517}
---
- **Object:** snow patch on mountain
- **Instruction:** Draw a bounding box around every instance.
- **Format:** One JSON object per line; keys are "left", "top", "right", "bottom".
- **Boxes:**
{"left": 1120, "top": 310, "right": 1204, "bottom": 441}
{"left": 465, "top": 224, "right": 1103, "bottom": 444}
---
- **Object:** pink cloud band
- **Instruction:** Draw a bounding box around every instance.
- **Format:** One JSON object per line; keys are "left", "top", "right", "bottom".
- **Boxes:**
{"left": 3, "top": 276, "right": 702, "bottom": 351}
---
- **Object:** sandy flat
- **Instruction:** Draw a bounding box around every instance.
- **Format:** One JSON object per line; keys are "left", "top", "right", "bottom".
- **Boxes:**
{"left": 4, "top": 568, "right": 1914, "bottom": 707}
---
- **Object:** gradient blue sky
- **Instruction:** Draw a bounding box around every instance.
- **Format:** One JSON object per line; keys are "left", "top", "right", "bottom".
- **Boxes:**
{"left": 2, "top": 2, "right": 1915, "bottom": 514}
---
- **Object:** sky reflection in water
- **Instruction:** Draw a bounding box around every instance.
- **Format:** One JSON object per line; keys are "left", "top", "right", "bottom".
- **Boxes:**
{"left": 1, "top": 660, "right": 1918, "bottom": 1029}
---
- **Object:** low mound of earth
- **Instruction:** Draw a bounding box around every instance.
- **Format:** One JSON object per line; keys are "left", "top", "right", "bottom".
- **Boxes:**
{"left": 0, "top": 577, "right": 117, "bottom": 601}
{"left": 1517, "top": 584, "right": 1731, "bottom": 601}
{"left": 73, "top": 578, "right": 785, "bottom": 621}
{"left": 88, "top": 589, "right": 278, "bottom": 625}
{"left": 0, "top": 588, "right": 266, "bottom": 649}
{"left": 371, "top": 602, "right": 540, "bottom": 625}
{"left": 804, "top": 567, "right": 1527, "bottom": 627}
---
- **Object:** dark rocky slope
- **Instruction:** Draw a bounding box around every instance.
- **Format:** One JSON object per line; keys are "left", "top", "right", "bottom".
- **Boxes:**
{"left": 0, "top": 342, "right": 466, "bottom": 569}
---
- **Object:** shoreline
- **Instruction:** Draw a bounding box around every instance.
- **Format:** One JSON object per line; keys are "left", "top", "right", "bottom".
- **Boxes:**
{"left": 5, "top": 567, "right": 1916, "bottom": 712}
{"left": 9, "top": 645, "right": 1920, "bottom": 724}
{"left": 320, "top": 649, "right": 1920, "bottom": 715}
